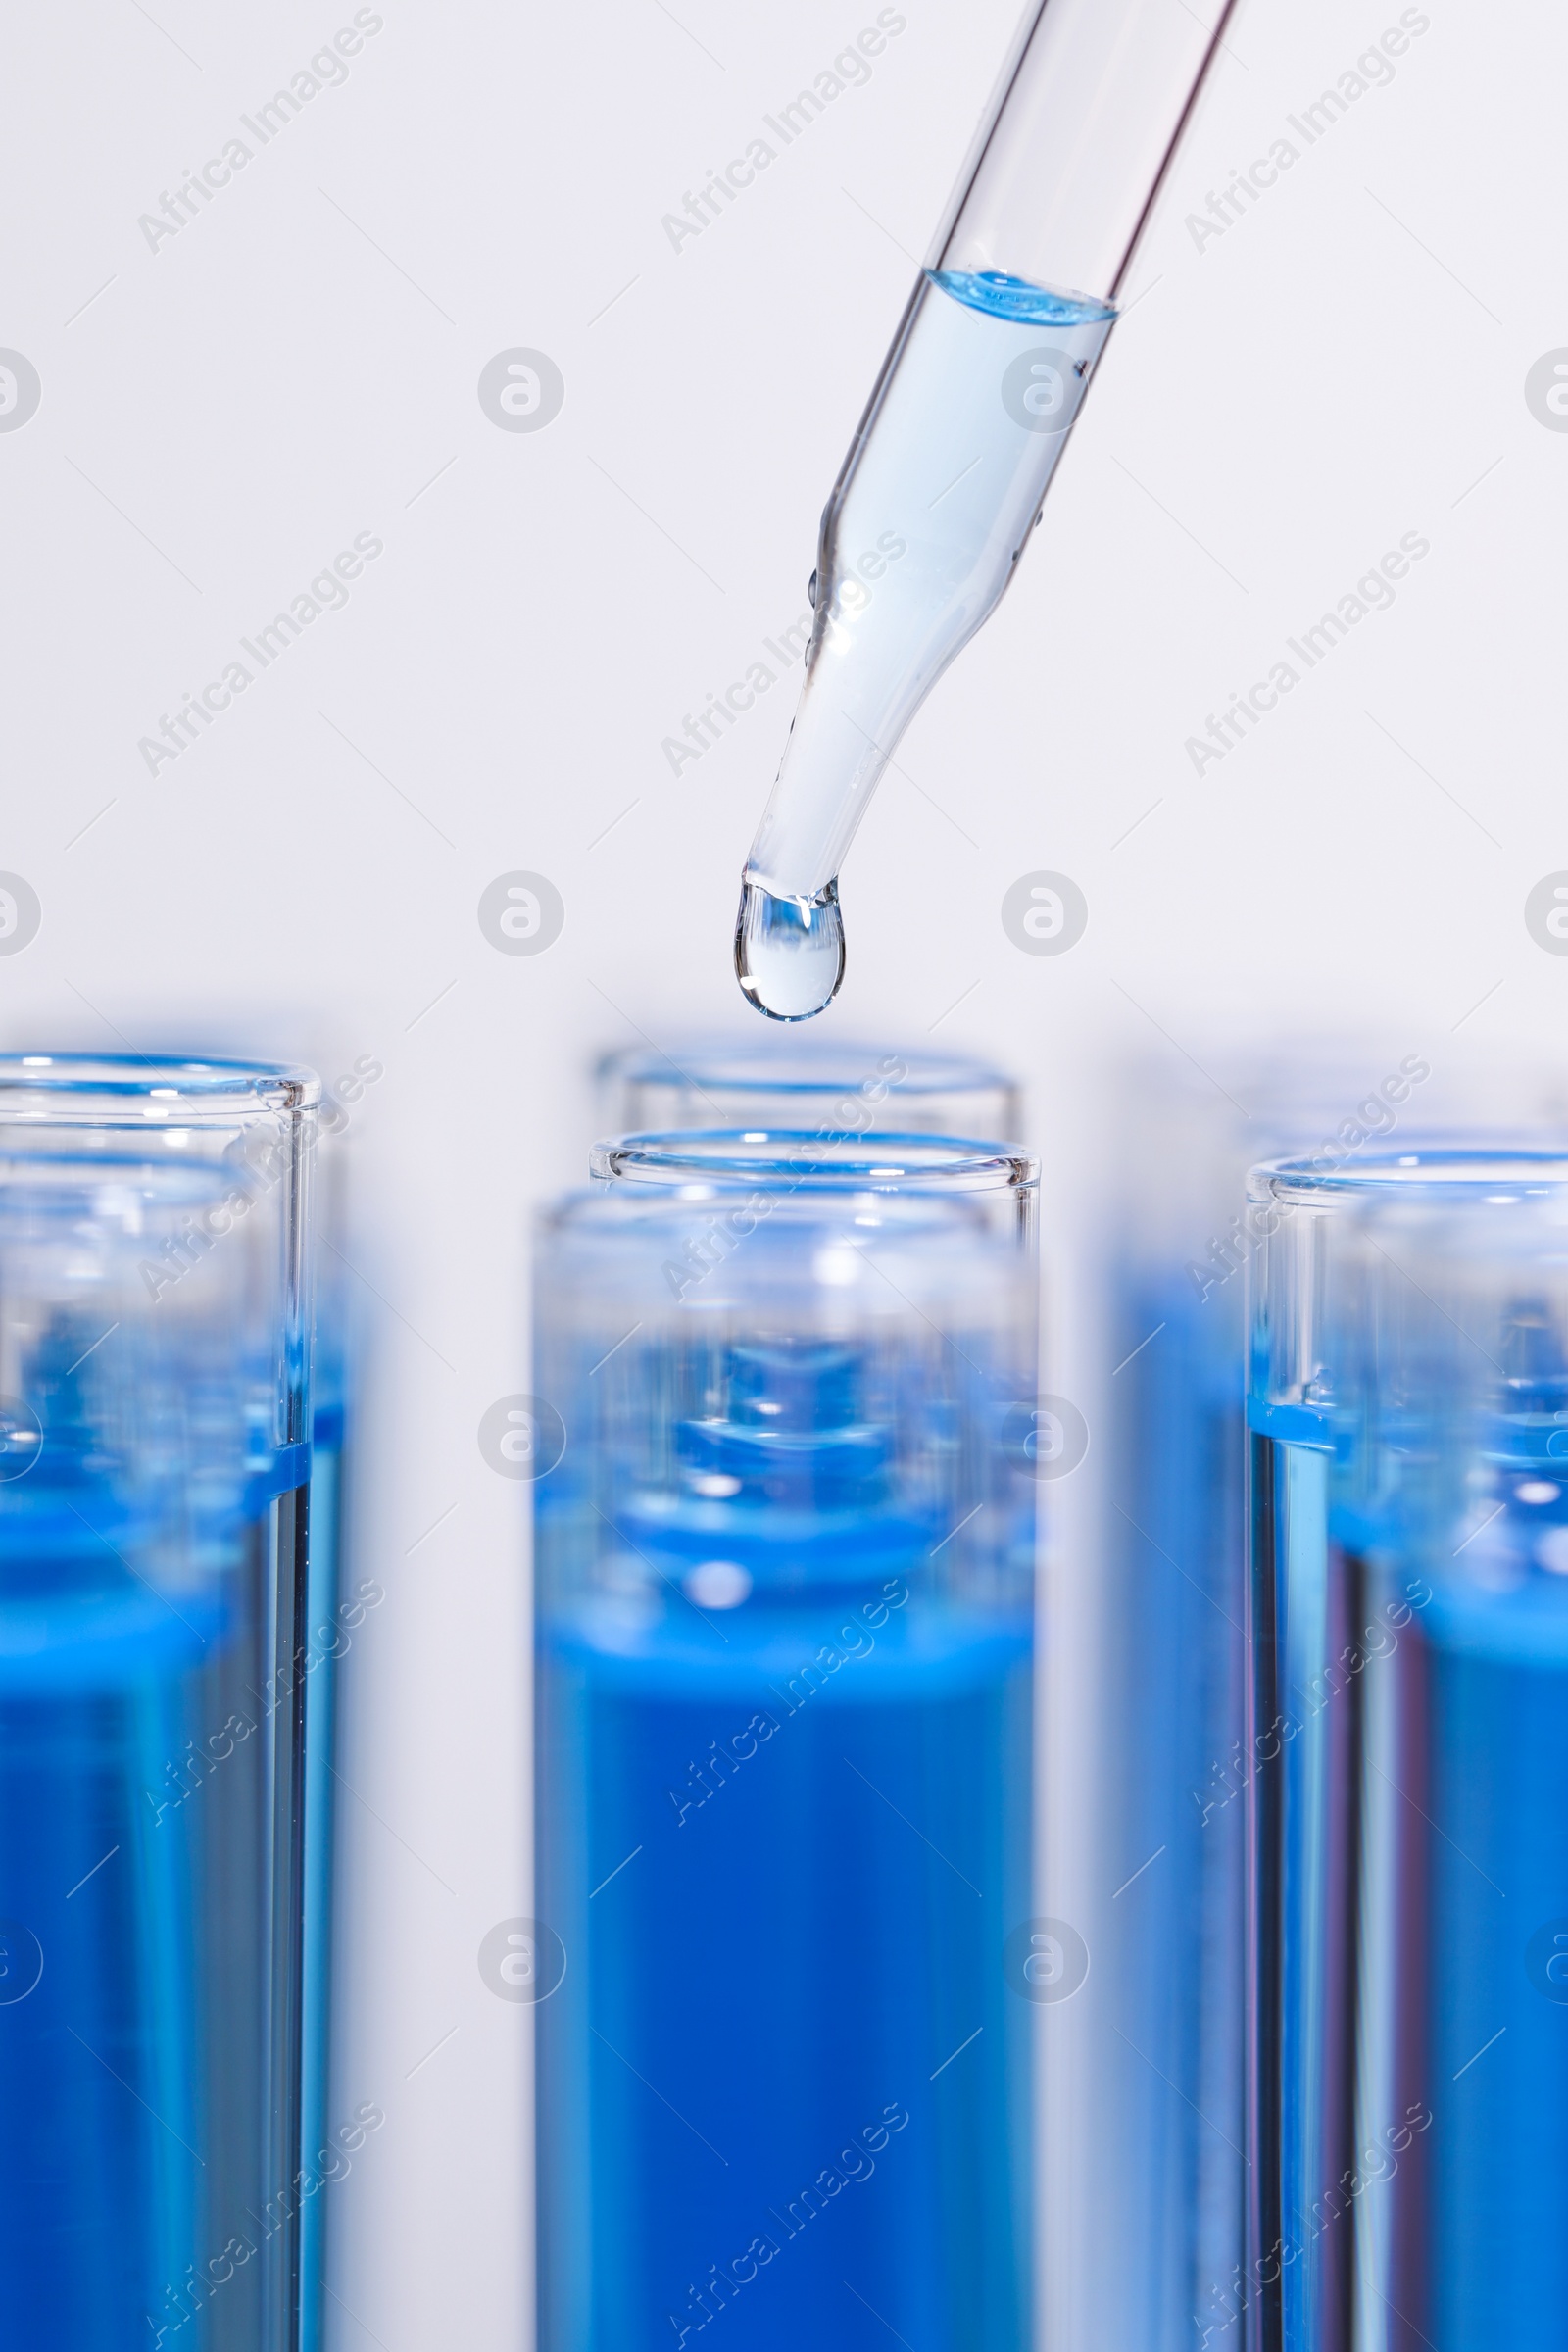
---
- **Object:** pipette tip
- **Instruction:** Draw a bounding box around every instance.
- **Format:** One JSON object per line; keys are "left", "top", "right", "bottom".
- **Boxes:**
{"left": 733, "top": 876, "right": 845, "bottom": 1022}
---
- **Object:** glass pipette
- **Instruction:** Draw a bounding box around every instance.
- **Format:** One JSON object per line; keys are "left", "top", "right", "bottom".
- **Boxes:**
{"left": 735, "top": 0, "right": 1239, "bottom": 1019}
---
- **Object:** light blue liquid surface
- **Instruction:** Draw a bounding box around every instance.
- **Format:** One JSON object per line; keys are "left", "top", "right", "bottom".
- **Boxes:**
{"left": 932, "top": 269, "right": 1116, "bottom": 325}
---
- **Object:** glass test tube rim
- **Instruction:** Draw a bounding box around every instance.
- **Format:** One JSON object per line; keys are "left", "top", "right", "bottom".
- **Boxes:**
{"left": 0, "top": 1054, "right": 322, "bottom": 1455}
{"left": 1251, "top": 1144, "right": 1568, "bottom": 1209}
{"left": 0, "top": 1052, "right": 321, "bottom": 1130}
{"left": 590, "top": 1127, "right": 1039, "bottom": 1195}
{"left": 594, "top": 1038, "right": 1019, "bottom": 1104}
{"left": 1247, "top": 1146, "right": 1568, "bottom": 1434}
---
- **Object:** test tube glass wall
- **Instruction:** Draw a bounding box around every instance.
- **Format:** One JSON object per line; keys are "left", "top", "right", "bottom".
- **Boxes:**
{"left": 1247, "top": 1151, "right": 1568, "bottom": 2352}
{"left": 299, "top": 1133, "right": 347, "bottom": 2352}
{"left": 1082, "top": 1074, "right": 1250, "bottom": 2352}
{"left": 533, "top": 1134, "right": 1041, "bottom": 2351}
{"left": 596, "top": 1039, "right": 1020, "bottom": 1146}
{"left": 1082, "top": 1057, "right": 1429, "bottom": 2352}
{"left": 0, "top": 1056, "right": 318, "bottom": 2352}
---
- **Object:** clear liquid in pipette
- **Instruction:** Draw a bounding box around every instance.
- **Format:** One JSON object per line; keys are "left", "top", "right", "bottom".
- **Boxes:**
{"left": 737, "top": 270, "right": 1115, "bottom": 1021}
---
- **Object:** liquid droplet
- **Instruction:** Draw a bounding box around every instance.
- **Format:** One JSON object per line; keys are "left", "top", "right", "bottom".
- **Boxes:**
{"left": 734, "top": 878, "right": 845, "bottom": 1021}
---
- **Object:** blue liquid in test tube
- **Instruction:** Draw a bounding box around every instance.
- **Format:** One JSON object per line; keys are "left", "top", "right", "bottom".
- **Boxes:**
{"left": 533, "top": 1134, "right": 1041, "bottom": 2351}
{"left": 0, "top": 1058, "right": 319, "bottom": 2352}
{"left": 1098, "top": 1250, "right": 1247, "bottom": 2348}
{"left": 300, "top": 1132, "right": 349, "bottom": 2352}
{"left": 1248, "top": 1149, "right": 1568, "bottom": 2352}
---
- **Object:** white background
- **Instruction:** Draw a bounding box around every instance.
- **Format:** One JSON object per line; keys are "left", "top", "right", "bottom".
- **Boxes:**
{"left": 3, "top": 0, "right": 1566, "bottom": 2341}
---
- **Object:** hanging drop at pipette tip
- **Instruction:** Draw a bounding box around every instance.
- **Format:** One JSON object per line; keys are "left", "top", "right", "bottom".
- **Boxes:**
{"left": 734, "top": 875, "right": 845, "bottom": 1021}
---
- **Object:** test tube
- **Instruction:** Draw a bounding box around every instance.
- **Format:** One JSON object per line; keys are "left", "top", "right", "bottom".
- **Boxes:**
{"left": 1080, "top": 1053, "right": 1457, "bottom": 2352}
{"left": 300, "top": 1120, "right": 348, "bottom": 2352}
{"left": 595, "top": 1038, "right": 1021, "bottom": 1145}
{"left": 1057, "top": 1066, "right": 1252, "bottom": 2352}
{"left": 1246, "top": 1150, "right": 1568, "bottom": 2351}
{"left": 0, "top": 1055, "right": 319, "bottom": 2351}
{"left": 532, "top": 1132, "right": 1041, "bottom": 2350}
{"left": 735, "top": 0, "right": 1237, "bottom": 1016}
